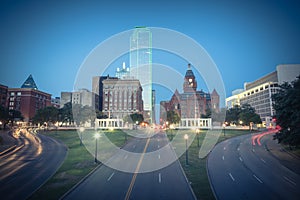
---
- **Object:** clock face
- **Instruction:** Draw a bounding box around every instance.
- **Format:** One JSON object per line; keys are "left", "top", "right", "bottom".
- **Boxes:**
{"left": 189, "top": 78, "right": 192, "bottom": 83}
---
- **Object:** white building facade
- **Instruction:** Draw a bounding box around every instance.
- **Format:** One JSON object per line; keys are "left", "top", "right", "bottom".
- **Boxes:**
{"left": 226, "top": 64, "right": 300, "bottom": 126}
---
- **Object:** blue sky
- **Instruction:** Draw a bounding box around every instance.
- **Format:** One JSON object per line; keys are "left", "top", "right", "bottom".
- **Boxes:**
{"left": 1, "top": 0, "right": 300, "bottom": 105}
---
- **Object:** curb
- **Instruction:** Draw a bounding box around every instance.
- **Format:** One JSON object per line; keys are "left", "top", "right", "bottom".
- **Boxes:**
{"left": 59, "top": 162, "right": 102, "bottom": 200}
{"left": 206, "top": 153, "right": 219, "bottom": 200}
{"left": 26, "top": 132, "right": 68, "bottom": 200}
{"left": 178, "top": 159, "right": 198, "bottom": 200}
{"left": 59, "top": 132, "right": 129, "bottom": 199}
{"left": 205, "top": 131, "right": 260, "bottom": 200}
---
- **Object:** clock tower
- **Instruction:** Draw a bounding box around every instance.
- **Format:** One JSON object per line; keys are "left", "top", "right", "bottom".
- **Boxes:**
{"left": 183, "top": 63, "right": 197, "bottom": 93}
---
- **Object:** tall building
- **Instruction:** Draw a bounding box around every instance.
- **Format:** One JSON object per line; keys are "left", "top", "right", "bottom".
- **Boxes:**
{"left": 226, "top": 64, "right": 300, "bottom": 126}
{"left": 7, "top": 75, "right": 51, "bottom": 122}
{"left": 51, "top": 97, "right": 60, "bottom": 108}
{"left": 130, "top": 26, "right": 153, "bottom": 123}
{"left": 160, "top": 64, "right": 219, "bottom": 122}
{"left": 0, "top": 84, "right": 8, "bottom": 108}
{"left": 60, "top": 92, "right": 72, "bottom": 108}
{"left": 72, "top": 89, "right": 99, "bottom": 110}
{"left": 61, "top": 89, "right": 99, "bottom": 110}
{"left": 152, "top": 89, "right": 156, "bottom": 124}
{"left": 92, "top": 75, "right": 118, "bottom": 111}
{"left": 102, "top": 78, "right": 143, "bottom": 119}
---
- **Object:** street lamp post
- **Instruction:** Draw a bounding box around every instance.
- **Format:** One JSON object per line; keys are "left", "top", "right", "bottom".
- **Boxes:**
{"left": 135, "top": 121, "right": 138, "bottom": 130}
{"left": 223, "top": 123, "right": 226, "bottom": 137}
{"left": 170, "top": 124, "right": 174, "bottom": 140}
{"left": 94, "top": 132, "right": 100, "bottom": 163}
{"left": 184, "top": 134, "right": 189, "bottom": 165}
{"left": 196, "top": 129, "right": 200, "bottom": 147}
{"left": 79, "top": 127, "right": 85, "bottom": 145}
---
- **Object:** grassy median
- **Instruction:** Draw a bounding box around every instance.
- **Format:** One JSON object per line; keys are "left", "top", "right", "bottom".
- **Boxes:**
{"left": 175, "top": 129, "right": 254, "bottom": 200}
{"left": 29, "top": 129, "right": 129, "bottom": 200}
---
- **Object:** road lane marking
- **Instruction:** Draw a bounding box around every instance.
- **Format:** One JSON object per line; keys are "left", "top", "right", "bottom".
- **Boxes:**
{"left": 229, "top": 173, "right": 235, "bottom": 181}
{"left": 283, "top": 176, "right": 296, "bottom": 186}
{"left": 239, "top": 157, "right": 243, "bottom": 162}
{"left": 253, "top": 174, "right": 263, "bottom": 183}
{"left": 158, "top": 145, "right": 160, "bottom": 149}
{"left": 222, "top": 155, "right": 225, "bottom": 160}
{"left": 158, "top": 173, "right": 161, "bottom": 183}
{"left": 158, "top": 154, "right": 161, "bottom": 159}
{"left": 107, "top": 172, "right": 115, "bottom": 181}
{"left": 223, "top": 147, "right": 226, "bottom": 150}
{"left": 125, "top": 138, "right": 151, "bottom": 200}
{"left": 260, "top": 158, "right": 266, "bottom": 163}
{"left": 124, "top": 155, "right": 128, "bottom": 160}
{"left": 237, "top": 148, "right": 240, "bottom": 151}
{"left": 252, "top": 148, "right": 255, "bottom": 152}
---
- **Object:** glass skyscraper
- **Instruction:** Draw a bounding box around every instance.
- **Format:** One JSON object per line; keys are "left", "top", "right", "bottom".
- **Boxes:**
{"left": 130, "top": 27, "right": 153, "bottom": 123}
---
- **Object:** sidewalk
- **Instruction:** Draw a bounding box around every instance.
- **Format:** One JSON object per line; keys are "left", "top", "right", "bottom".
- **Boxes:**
{"left": 265, "top": 134, "right": 300, "bottom": 175}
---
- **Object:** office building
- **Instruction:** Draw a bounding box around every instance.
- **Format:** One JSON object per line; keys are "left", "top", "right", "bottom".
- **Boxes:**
{"left": 226, "top": 64, "right": 300, "bottom": 126}
{"left": 61, "top": 89, "right": 99, "bottom": 110}
{"left": 102, "top": 78, "right": 143, "bottom": 119}
{"left": 72, "top": 89, "right": 99, "bottom": 110}
{"left": 130, "top": 26, "right": 153, "bottom": 123}
{"left": 7, "top": 75, "right": 51, "bottom": 122}
{"left": 60, "top": 92, "right": 72, "bottom": 108}
{"left": 92, "top": 75, "right": 118, "bottom": 111}
{"left": 51, "top": 97, "right": 60, "bottom": 108}
{"left": 0, "top": 84, "right": 8, "bottom": 108}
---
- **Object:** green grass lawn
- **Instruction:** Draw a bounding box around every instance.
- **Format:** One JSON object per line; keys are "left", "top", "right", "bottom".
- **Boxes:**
{"left": 29, "top": 130, "right": 97, "bottom": 200}
{"left": 29, "top": 129, "right": 130, "bottom": 200}
{"left": 173, "top": 129, "right": 254, "bottom": 200}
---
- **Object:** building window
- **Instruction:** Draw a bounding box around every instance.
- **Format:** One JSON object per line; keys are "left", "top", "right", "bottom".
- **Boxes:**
{"left": 10, "top": 92, "right": 15, "bottom": 96}
{"left": 17, "top": 92, "right": 21, "bottom": 96}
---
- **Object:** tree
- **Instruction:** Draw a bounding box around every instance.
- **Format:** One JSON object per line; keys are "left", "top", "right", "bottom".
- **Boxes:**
{"left": 225, "top": 105, "right": 241, "bottom": 124}
{"left": 123, "top": 113, "right": 144, "bottom": 124}
{"left": 96, "top": 110, "right": 108, "bottom": 119}
{"left": 272, "top": 76, "right": 300, "bottom": 146}
{"left": 166, "top": 110, "right": 180, "bottom": 125}
{"left": 0, "top": 105, "right": 9, "bottom": 129}
{"left": 72, "top": 104, "right": 96, "bottom": 126}
{"left": 225, "top": 104, "right": 261, "bottom": 125}
{"left": 239, "top": 104, "right": 262, "bottom": 125}
{"left": 32, "top": 106, "right": 58, "bottom": 124}
{"left": 59, "top": 102, "right": 73, "bottom": 125}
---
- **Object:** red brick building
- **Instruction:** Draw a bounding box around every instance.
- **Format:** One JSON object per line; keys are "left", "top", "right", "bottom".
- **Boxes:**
{"left": 160, "top": 64, "right": 219, "bottom": 122}
{"left": 102, "top": 78, "right": 143, "bottom": 119}
{"left": 7, "top": 75, "right": 51, "bottom": 122}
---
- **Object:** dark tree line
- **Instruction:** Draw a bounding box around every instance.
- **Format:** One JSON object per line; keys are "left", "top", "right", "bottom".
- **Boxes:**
{"left": 272, "top": 76, "right": 300, "bottom": 146}
{"left": 225, "top": 104, "right": 262, "bottom": 126}
{"left": 0, "top": 106, "right": 23, "bottom": 129}
{"left": 32, "top": 102, "right": 106, "bottom": 126}
{"left": 123, "top": 113, "right": 144, "bottom": 124}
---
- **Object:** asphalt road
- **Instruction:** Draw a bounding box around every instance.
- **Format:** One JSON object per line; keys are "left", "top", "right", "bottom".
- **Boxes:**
{"left": 0, "top": 130, "right": 67, "bottom": 200}
{"left": 207, "top": 130, "right": 300, "bottom": 200}
{"left": 63, "top": 130, "right": 196, "bottom": 200}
